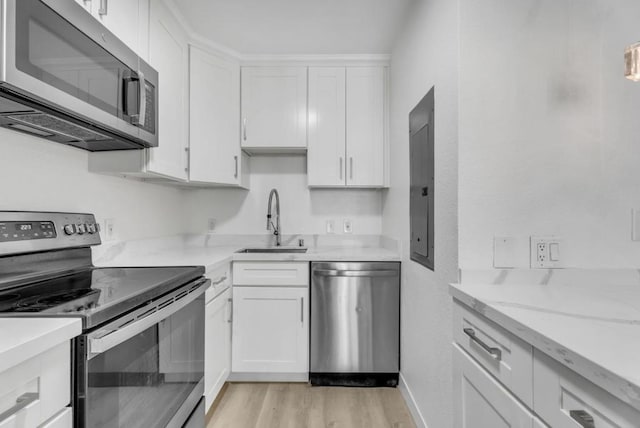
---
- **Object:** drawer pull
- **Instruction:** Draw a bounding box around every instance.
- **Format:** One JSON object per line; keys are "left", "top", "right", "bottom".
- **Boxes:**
{"left": 463, "top": 327, "right": 502, "bottom": 360}
{"left": 0, "top": 392, "right": 39, "bottom": 421}
{"left": 569, "top": 410, "right": 595, "bottom": 428}
{"left": 211, "top": 276, "right": 228, "bottom": 286}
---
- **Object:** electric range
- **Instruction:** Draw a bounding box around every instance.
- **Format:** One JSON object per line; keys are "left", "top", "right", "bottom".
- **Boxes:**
{"left": 0, "top": 211, "right": 209, "bottom": 428}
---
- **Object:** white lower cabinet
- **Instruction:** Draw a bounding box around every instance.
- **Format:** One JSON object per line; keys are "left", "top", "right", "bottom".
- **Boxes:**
{"left": 0, "top": 342, "right": 72, "bottom": 428}
{"left": 231, "top": 286, "right": 308, "bottom": 376}
{"left": 205, "top": 287, "right": 232, "bottom": 411}
{"left": 454, "top": 299, "right": 640, "bottom": 428}
{"left": 453, "top": 344, "right": 534, "bottom": 428}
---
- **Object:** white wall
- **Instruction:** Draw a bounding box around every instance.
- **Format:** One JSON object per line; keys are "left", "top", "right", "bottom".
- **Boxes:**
{"left": 382, "top": 0, "right": 459, "bottom": 426}
{"left": 459, "top": 0, "right": 640, "bottom": 269}
{"left": 0, "top": 128, "right": 185, "bottom": 241}
{"left": 183, "top": 155, "right": 383, "bottom": 235}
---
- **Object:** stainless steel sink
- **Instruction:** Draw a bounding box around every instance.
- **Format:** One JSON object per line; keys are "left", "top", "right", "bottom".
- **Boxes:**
{"left": 236, "top": 247, "right": 308, "bottom": 254}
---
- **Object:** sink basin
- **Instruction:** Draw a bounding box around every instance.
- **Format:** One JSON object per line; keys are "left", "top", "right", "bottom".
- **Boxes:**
{"left": 236, "top": 247, "right": 308, "bottom": 254}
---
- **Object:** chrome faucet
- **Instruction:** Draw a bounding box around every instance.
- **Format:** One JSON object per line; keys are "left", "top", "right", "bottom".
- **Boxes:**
{"left": 266, "top": 188, "right": 281, "bottom": 246}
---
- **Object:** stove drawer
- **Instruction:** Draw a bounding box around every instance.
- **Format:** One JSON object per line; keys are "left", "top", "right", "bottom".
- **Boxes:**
{"left": 0, "top": 341, "right": 71, "bottom": 428}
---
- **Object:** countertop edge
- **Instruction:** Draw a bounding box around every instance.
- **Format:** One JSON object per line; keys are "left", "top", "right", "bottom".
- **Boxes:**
{"left": 449, "top": 284, "right": 640, "bottom": 412}
{"left": 0, "top": 318, "right": 82, "bottom": 373}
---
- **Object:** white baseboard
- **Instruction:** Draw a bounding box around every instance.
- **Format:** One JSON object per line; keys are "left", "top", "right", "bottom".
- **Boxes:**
{"left": 399, "top": 372, "right": 428, "bottom": 428}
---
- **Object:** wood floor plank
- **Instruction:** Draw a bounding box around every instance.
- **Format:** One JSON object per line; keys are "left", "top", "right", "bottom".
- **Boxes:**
{"left": 207, "top": 383, "right": 416, "bottom": 428}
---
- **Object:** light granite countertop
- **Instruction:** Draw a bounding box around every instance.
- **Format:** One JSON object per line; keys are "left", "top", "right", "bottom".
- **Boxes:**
{"left": 0, "top": 318, "right": 82, "bottom": 373}
{"left": 450, "top": 280, "right": 640, "bottom": 412}
{"left": 93, "top": 234, "right": 401, "bottom": 275}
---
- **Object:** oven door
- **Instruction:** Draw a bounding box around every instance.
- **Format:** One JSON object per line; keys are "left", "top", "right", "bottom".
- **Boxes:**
{"left": 0, "top": 0, "right": 157, "bottom": 147}
{"left": 74, "top": 278, "right": 208, "bottom": 428}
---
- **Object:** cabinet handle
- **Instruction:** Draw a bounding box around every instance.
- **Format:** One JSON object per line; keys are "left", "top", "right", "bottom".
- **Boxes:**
{"left": 301, "top": 297, "right": 304, "bottom": 323}
{"left": 210, "top": 276, "right": 227, "bottom": 286}
{"left": 349, "top": 157, "right": 353, "bottom": 180}
{"left": 0, "top": 393, "right": 39, "bottom": 421}
{"left": 234, "top": 155, "right": 238, "bottom": 178}
{"left": 184, "top": 147, "right": 189, "bottom": 173}
{"left": 98, "top": 0, "right": 108, "bottom": 16}
{"left": 463, "top": 328, "right": 502, "bottom": 360}
{"left": 243, "top": 118, "right": 247, "bottom": 141}
{"left": 339, "top": 157, "right": 343, "bottom": 180}
{"left": 569, "top": 410, "right": 595, "bottom": 428}
{"left": 227, "top": 298, "right": 233, "bottom": 323}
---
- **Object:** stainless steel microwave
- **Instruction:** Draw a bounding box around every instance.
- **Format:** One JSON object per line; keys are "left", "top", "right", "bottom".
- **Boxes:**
{"left": 0, "top": 0, "right": 158, "bottom": 151}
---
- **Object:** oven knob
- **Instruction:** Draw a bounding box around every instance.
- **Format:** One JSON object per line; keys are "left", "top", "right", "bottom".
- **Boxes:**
{"left": 63, "top": 224, "right": 76, "bottom": 235}
{"left": 76, "top": 224, "right": 86, "bottom": 235}
{"left": 87, "top": 224, "right": 96, "bottom": 234}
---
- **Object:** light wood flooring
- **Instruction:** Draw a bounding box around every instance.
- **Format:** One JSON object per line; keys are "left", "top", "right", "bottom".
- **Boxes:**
{"left": 206, "top": 382, "right": 416, "bottom": 428}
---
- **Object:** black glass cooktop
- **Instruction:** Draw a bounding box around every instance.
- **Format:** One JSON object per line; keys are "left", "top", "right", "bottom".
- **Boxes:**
{"left": 0, "top": 266, "right": 204, "bottom": 330}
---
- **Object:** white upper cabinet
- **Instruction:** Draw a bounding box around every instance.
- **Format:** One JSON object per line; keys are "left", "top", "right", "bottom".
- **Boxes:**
{"left": 87, "top": 0, "right": 189, "bottom": 181}
{"left": 345, "top": 67, "right": 385, "bottom": 187}
{"left": 75, "top": 0, "right": 149, "bottom": 60}
{"left": 241, "top": 67, "right": 308, "bottom": 152}
{"left": 189, "top": 46, "right": 244, "bottom": 186}
{"left": 307, "top": 67, "right": 346, "bottom": 186}
{"left": 146, "top": 0, "right": 189, "bottom": 180}
{"left": 307, "top": 66, "right": 387, "bottom": 188}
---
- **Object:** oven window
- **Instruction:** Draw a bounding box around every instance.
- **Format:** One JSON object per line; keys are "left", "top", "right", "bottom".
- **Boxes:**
{"left": 15, "top": 0, "right": 128, "bottom": 117}
{"left": 85, "top": 297, "right": 204, "bottom": 428}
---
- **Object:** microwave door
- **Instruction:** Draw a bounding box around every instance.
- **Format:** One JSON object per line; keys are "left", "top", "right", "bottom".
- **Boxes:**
{"left": 2, "top": 0, "right": 142, "bottom": 143}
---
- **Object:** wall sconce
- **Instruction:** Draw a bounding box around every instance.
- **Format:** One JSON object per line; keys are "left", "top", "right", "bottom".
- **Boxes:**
{"left": 626, "top": 42, "right": 640, "bottom": 81}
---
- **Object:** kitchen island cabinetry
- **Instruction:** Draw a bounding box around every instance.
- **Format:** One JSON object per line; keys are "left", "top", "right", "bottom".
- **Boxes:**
{"left": 230, "top": 262, "right": 309, "bottom": 380}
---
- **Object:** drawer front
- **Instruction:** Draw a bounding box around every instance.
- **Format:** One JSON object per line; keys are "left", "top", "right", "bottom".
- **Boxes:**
{"left": 453, "top": 300, "right": 533, "bottom": 407}
{"left": 39, "top": 408, "right": 72, "bottom": 428}
{"left": 0, "top": 342, "right": 70, "bottom": 428}
{"left": 206, "top": 263, "right": 231, "bottom": 303}
{"left": 533, "top": 350, "right": 640, "bottom": 428}
{"left": 233, "top": 262, "right": 309, "bottom": 286}
{"left": 453, "top": 344, "right": 534, "bottom": 428}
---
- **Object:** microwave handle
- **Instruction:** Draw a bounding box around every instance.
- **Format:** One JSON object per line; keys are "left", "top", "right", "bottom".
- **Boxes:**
{"left": 87, "top": 279, "right": 208, "bottom": 357}
{"left": 137, "top": 70, "right": 146, "bottom": 128}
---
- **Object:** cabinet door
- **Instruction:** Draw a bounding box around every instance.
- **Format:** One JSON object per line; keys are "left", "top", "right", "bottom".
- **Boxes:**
{"left": 453, "top": 345, "right": 533, "bottom": 428}
{"left": 241, "top": 67, "right": 307, "bottom": 150}
{"left": 147, "top": 0, "right": 189, "bottom": 180}
{"left": 345, "top": 67, "right": 385, "bottom": 187}
{"left": 189, "top": 47, "right": 241, "bottom": 185}
{"left": 92, "top": 0, "right": 149, "bottom": 60}
{"left": 205, "top": 288, "right": 232, "bottom": 411}
{"left": 232, "top": 286, "right": 308, "bottom": 374}
{"left": 307, "top": 67, "right": 346, "bottom": 187}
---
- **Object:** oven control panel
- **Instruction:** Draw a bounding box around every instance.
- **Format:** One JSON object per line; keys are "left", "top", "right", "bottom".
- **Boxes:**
{"left": 0, "top": 212, "right": 101, "bottom": 255}
{"left": 0, "top": 221, "right": 56, "bottom": 242}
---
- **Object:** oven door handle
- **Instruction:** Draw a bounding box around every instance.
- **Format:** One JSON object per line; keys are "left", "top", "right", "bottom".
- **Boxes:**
{"left": 88, "top": 279, "right": 209, "bottom": 357}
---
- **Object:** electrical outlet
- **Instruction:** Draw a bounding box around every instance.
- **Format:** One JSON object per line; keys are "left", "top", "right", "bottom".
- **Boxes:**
{"left": 326, "top": 220, "right": 335, "bottom": 234}
{"left": 104, "top": 218, "right": 115, "bottom": 242}
{"left": 207, "top": 218, "right": 216, "bottom": 233}
{"left": 530, "top": 236, "right": 564, "bottom": 268}
{"left": 343, "top": 219, "right": 353, "bottom": 234}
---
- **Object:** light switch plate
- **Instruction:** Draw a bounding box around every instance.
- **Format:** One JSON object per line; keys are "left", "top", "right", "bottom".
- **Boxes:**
{"left": 104, "top": 218, "right": 116, "bottom": 242}
{"left": 530, "top": 236, "right": 565, "bottom": 268}
{"left": 493, "top": 237, "right": 518, "bottom": 268}
{"left": 326, "top": 220, "right": 335, "bottom": 234}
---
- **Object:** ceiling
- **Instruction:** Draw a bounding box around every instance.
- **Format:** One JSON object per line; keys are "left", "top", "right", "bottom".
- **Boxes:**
{"left": 172, "top": 0, "right": 415, "bottom": 55}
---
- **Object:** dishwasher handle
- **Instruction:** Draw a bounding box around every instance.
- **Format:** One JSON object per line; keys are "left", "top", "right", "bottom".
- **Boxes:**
{"left": 313, "top": 269, "right": 398, "bottom": 278}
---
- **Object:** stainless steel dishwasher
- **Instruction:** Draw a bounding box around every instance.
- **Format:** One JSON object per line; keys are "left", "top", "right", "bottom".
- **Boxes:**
{"left": 310, "top": 262, "right": 400, "bottom": 387}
